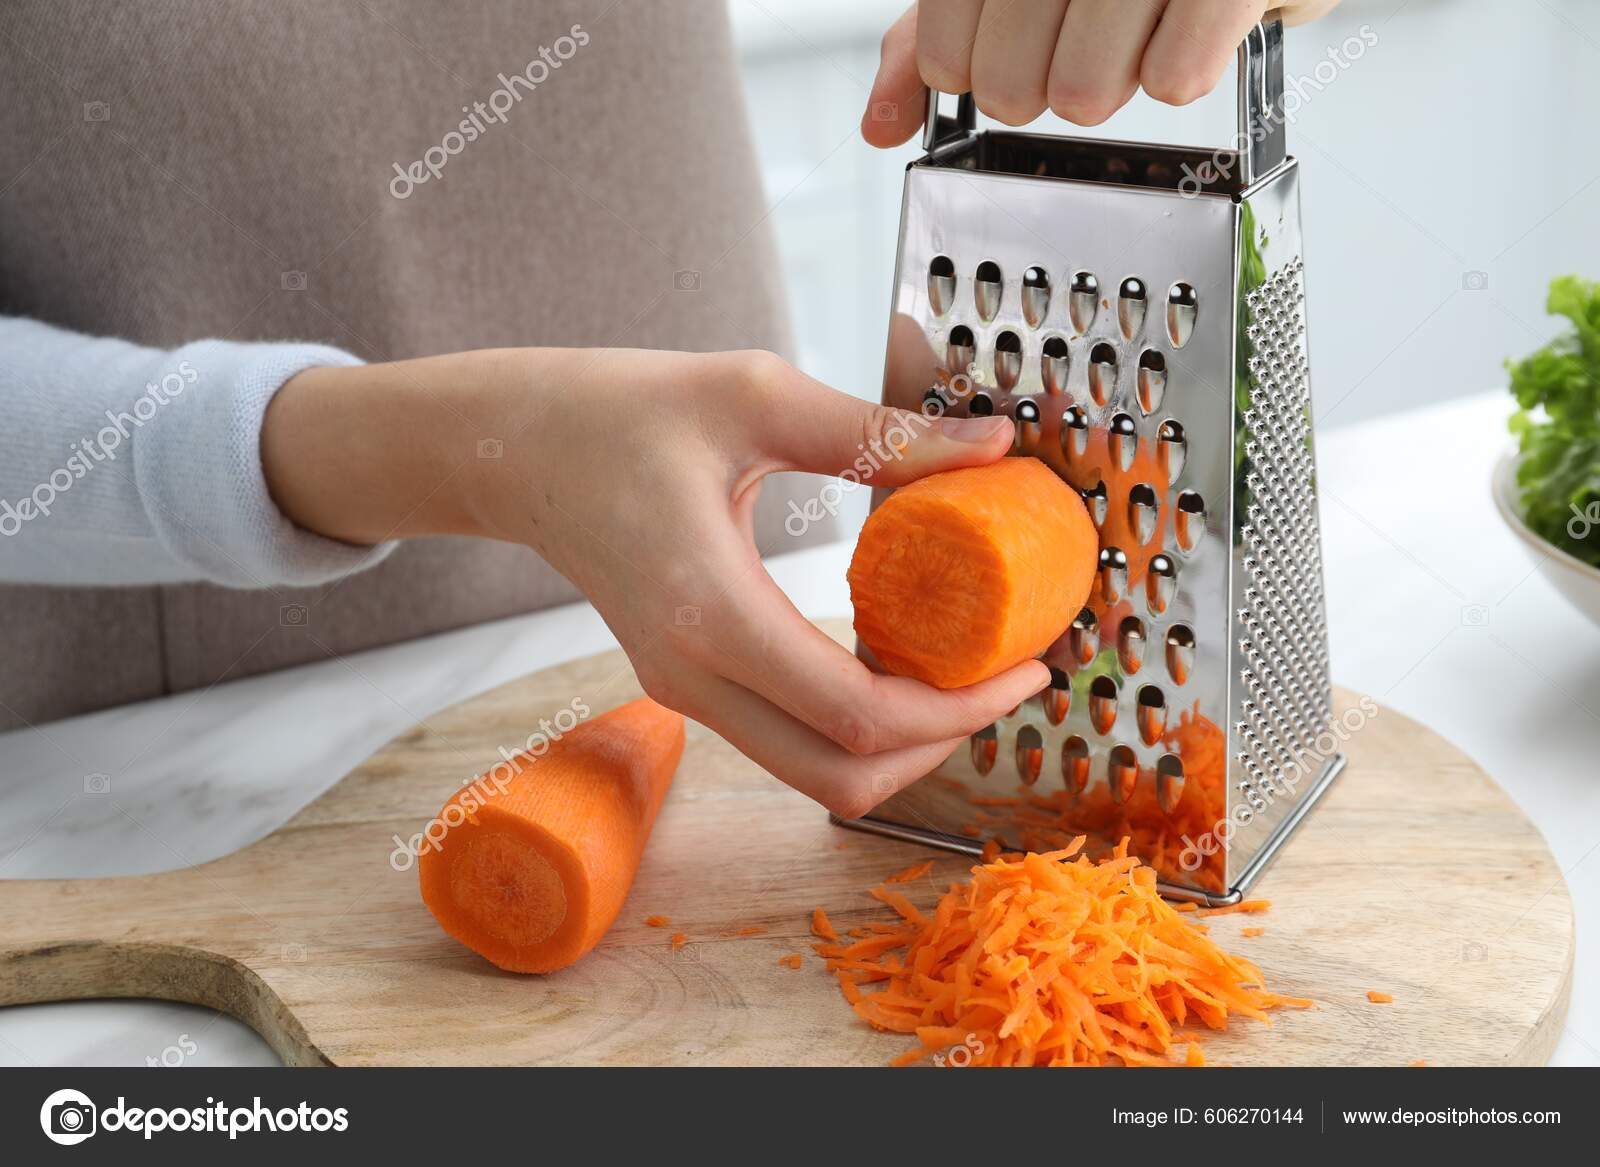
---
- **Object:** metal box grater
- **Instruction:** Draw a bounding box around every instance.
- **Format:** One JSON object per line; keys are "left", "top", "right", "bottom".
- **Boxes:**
{"left": 842, "top": 17, "right": 1342, "bottom": 904}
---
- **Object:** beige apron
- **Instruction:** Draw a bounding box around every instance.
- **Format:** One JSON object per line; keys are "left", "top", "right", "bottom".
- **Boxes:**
{"left": 0, "top": 0, "right": 824, "bottom": 728}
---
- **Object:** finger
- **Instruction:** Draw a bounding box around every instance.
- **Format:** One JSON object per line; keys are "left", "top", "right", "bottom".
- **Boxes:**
{"left": 691, "top": 667, "right": 966, "bottom": 818}
{"left": 750, "top": 366, "right": 1015, "bottom": 486}
{"left": 702, "top": 565, "right": 1050, "bottom": 755}
{"left": 1141, "top": 0, "right": 1269, "bottom": 107}
{"left": 863, "top": 6, "right": 927, "bottom": 148}
{"left": 970, "top": 0, "right": 1068, "bottom": 126}
{"left": 1047, "top": 0, "right": 1169, "bottom": 126}
{"left": 916, "top": 0, "right": 984, "bottom": 94}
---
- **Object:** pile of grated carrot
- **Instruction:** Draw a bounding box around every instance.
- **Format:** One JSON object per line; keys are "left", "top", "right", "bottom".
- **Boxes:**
{"left": 815, "top": 837, "right": 1312, "bottom": 1067}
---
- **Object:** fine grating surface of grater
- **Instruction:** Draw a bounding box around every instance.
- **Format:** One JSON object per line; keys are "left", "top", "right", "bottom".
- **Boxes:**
{"left": 841, "top": 18, "right": 1342, "bottom": 904}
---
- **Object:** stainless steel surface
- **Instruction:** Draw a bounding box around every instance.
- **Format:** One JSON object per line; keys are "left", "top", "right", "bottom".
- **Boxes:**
{"left": 852, "top": 15, "right": 1338, "bottom": 900}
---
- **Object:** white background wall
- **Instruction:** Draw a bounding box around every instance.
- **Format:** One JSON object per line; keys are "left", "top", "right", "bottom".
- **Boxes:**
{"left": 731, "top": 0, "right": 1600, "bottom": 435}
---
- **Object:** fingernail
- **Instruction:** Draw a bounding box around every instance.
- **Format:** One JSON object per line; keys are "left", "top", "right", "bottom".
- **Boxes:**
{"left": 939, "top": 416, "right": 1011, "bottom": 443}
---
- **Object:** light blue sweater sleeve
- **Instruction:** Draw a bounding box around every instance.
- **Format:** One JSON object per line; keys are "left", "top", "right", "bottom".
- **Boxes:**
{"left": 0, "top": 316, "right": 397, "bottom": 587}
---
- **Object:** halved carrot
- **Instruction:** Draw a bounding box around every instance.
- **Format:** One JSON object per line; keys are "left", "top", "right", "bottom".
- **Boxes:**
{"left": 848, "top": 458, "right": 1098, "bottom": 688}
{"left": 417, "top": 697, "right": 685, "bottom": 974}
{"left": 1367, "top": 990, "right": 1393, "bottom": 1004}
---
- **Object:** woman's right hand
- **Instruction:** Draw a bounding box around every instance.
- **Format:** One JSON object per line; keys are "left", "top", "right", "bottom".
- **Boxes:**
{"left": 265, "top": 347, "right": 1051, "bottom": 818}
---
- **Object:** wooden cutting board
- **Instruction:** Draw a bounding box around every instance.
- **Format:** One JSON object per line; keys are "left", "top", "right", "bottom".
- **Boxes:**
{"left": 0, "top": 622, "right": 1573, "bottom": 1066}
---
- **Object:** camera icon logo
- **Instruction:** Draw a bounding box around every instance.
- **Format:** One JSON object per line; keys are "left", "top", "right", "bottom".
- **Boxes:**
{"left": 83, "top": 772, "right": 111, "bottom": 795}
{"left": 281, "top": 270, "right": 307, "bottom": 291}
{"left": 1460, "top": 604, "right": 1489, "bottom": 627}
{"left": 477, "top": 437, "right": 504, "bottom": 460}
{"left": 279, "top": 603, "right": 309, "bottom": 627}
{"left": 871, "top": 100, "right": 899, "bottom": 122}
{"left": 1461, "top": 270, "right": 1489, "bottom": 291}
{"left": 673, "top": 605, "right": 701, "bottom": 627}
{"left": 673, "top": 269, "right": 701, "bottom": 291}
{"left": 83, "top": 101, "right": 110, "bottom": 122}
{"left": 40, "top": 1088, "right": 97, "bottom": 1145}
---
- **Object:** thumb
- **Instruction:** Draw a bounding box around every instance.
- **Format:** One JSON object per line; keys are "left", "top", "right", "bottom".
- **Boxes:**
{"left": 762, "top": 372, "right": 1015, "bottom": 488}
{"left": 862, "top": 6, "right": 926, "bottom": 148}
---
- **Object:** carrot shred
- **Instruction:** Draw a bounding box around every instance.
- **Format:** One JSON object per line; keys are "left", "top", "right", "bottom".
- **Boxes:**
{"left": 735, "top": 926, "right": 767, "bottom": 937}
{"left": 669, "top": 932, "right": 688, "bottom": 951}
{"left": 1172, "top": 902, "right": 1198, "bottom": 913}
{"left": 778, "top": 954, "right": 804, "bottom": 970}
{"left": 644, "top": 915, "right": 672, "bottom": 928}
{"left": 826, "top": 840, "right": 1310, "bottom": 1067}
{"left": 811, "top": 907, "right": 840, "bottom": 942}
{"left": 1242, "top": 927, "right": 1264, "bottom": 938}
{"left": 980, "top": 839, "right": 1002, "bottom": 863}
{"left": 886, "top": 860, "right": 934, "bottom": 884}
{"left": 1196, "top": 899, "right": 1271, "bottom": 918}
{"left": 1367, "top": 990, "right": 1393, "bottom": 1004}
{"left": 1408, "top": 1059, "right": 1428, "bottom": 1067}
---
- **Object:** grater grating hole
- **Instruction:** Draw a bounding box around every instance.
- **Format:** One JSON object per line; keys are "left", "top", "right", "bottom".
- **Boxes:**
{"left": 1098, "top": 546, "right": 1129, "bottom": 603}
{"left": 1069, "top": 606, "right": 1099, "bottom": 665}
{"left": 1080, "top": 478, "right": 1108, "bottom": 528}
{"left": 1127, "top": 482, "right": 1159, "bottom": 544}
{"left": 1156, "top": 754, "right": 1185, "bottom": 814}
{"left": 975, "top": 260, "right": 1003, "bottom": 322}
{"left": 970, "top": 725, "right": 998, "bottom": 775}
{"left": 1146, "top": 553, "right": 1177, "bottom": 615}
{"left": 1117, "top": 614, "right": 1146, "bottom": 674}
{"left": 1089, "top": 674, "right": 1119, "bottom": 735}
{"left": 1070, "top": 271, "right": 1099, "bottom": 334}
{"left": 1109, "top": 411, "right": 1138, "bottom": 470}
{"left": 1166, "top": 281, "right": 1197, "bottom": 347}
{"left": 1174, "top": 490, "right": 1205, "bottom": 553}
{"left": 1014, "top": 397, "right": 1041, "bottom": 452}
{"left": 1107, "top": 744, "right": 1138, "bottom": 803}
{"left": 1062, "top": 735, "right": 1090, "bottom": 795}
{"left": 1136, "top": 683, "right": 1167, "bottom": 746}
{"left": 1043, "top": 666, "right": 1071, "bottom": 725}
{"left": 1157, "top": 418, "right": 1187, "bottom": 480}
{"left": 1062, "top": 405, "right": 1089, "bottom": 460}
{"left": 928, "top": 255, "right": 956, "bottom": 317}
{"left": 1041, "top": 335, "right": 1069, "bottom": 394}
{"left": 1022, "top": 266, "right": 1051, "bottom": 328}
{"left": 1015, "top": 724, "right": 1044, "bottom": 785}
{"left": 994, "top": 329, "right": 1022, "bottom": 391}
{"left": 1118, "top": 277, "right": 1147, "bottom": 340}
{"left": 969, "top": 391, "right": 994, "bottom": 417}
{"left": 1165, "top": 623, "right": 1195, "bottom": 684}
{"left": 947, "top": 324, "right": 974, "bottom": 372}
{"left": 1136, "top": 349, "right": 1166, "bottom": 415}
{"left": 1088, "top": 342, "right": 1118, "bottom": 406}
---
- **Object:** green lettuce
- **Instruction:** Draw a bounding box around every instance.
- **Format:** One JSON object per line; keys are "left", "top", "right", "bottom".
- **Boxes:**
{"left": 1507, "top": 275, "right": 1600, "bottom": 567}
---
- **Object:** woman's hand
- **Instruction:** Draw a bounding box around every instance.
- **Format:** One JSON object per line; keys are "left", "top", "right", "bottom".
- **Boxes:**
{"left": 862, "top": 0, "right": 1343, "bottom": 147}
{"left": 264, "top": 348, "right": 1051, "bottom": 817}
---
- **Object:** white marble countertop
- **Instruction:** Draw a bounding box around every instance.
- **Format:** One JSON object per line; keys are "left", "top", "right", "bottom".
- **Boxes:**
{"left": 2, "top": 390, "right": 1595, "bottom": 1067}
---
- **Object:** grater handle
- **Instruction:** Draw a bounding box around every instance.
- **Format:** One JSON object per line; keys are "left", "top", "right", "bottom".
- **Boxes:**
{"left": 922, "top": 14, "right": 1287, "bottom": 185}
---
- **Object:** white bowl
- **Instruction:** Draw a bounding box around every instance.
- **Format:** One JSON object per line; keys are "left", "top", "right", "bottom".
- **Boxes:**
{"left": 1491, "top": 452, "right": 1600, "bottom": 626}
